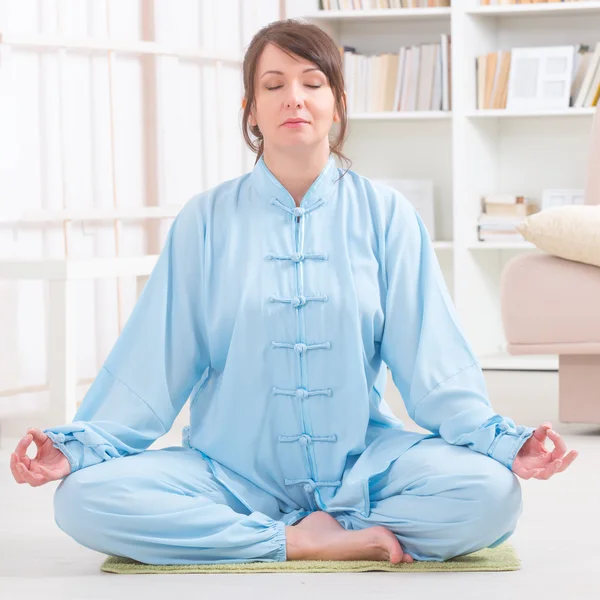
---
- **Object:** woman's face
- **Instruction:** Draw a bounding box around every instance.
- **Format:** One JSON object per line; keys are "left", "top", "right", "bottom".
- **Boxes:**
{"left": 246, "top": 43, "right": 340, "bottom": 154}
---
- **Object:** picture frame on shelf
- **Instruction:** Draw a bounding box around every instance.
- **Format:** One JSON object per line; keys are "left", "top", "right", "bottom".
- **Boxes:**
{"left": 541, "top": 189, "right": 585, "bottom": 210}
{"left": 506, "top": 46, "right": 575, "bottom": 112}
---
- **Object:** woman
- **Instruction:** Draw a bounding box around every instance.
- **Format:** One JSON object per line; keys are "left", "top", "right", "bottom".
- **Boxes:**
{"left": 10, "top": 19, "right": 577, "bottom": 566}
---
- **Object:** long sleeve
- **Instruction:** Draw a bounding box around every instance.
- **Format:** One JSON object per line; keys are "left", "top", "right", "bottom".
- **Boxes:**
{"left": 44, "top": 198, "right": 210, "bottom": 474}
{"left": 379, "top": 192, "right": 534, "bottom": 471}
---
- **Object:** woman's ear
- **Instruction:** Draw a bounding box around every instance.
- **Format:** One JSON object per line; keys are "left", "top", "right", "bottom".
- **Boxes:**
{"left": 242, "top": 97, "right": 257, "bottom": 127}
{"left": 333, "top": 91, "right": 347, "bottom": 122}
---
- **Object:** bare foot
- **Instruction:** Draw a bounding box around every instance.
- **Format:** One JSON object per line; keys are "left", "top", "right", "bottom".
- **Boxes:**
{"left": 285, "top": 511, "right": 412, "bottom": 564}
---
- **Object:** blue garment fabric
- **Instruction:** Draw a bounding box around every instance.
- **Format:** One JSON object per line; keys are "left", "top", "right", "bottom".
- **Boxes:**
{"left": 53, "top": 440, "right": 521, "bottom": 564}
{"left": 44, "top": 154, "right": 534, "bottom": 562}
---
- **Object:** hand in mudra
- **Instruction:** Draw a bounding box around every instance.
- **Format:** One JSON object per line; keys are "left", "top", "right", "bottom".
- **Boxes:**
{"left": 512, "top": 422, "right": 578, "bottom": 480}
{"left": 10, "top": 428, "right": 71, "bottom": 487}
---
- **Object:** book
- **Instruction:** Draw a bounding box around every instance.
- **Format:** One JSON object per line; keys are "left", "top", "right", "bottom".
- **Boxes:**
{"left": 341, "top": 35, "right": 451, "bottom": 113}
{"left": 483, "top": 203, "right": 540, "bottom": 217}
{"left": 482, "top": 194, "right": 532, "bottom": 205}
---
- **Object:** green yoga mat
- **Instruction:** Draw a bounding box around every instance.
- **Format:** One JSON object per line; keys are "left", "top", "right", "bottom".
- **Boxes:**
{"left": 101, "top": 543, "right": 518, "bottom": 574}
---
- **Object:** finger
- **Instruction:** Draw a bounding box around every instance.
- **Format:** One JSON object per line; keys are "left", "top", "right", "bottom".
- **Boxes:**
{"left": 516, "top": 467, "right": 541, "bottom": 480}
{"left": 532, "top": 423, "right": 552, "bottom": 443}
{"left": 10, "top": 453, "right": 26, "bottom": 484}
{"left": 27, "top": 428, "right": 48, "bottom": 448}
{"left": 556, "top": 450, "right": 578, "bottom": 473}
{"left": 15, "top": 462, "right": 46, "bottom": 486}
{"left": 34, "top": 462, "right": 56, "bottom": 479}
{"left": 546, "top": 429, "right": 568, "bottom": 461}
{"left": 21, "top": 453, "right": 32, "bottom": 469}
{"left": 15, "top": 434, "right": 32, "bottom": 460}
{"left": 534, "top": 460, "right": 562, "bottom": 480}
{"left": 14, "top": 447, "right": 32, "bottom": 470}
{"left": 524, "top": 467, "right": 545, "bottom": 480}
{"left": 531, "top": 469, "right": 546, "bottom": 479}
{"left": 14, "top": 453, "right": 50, "bottom": 480}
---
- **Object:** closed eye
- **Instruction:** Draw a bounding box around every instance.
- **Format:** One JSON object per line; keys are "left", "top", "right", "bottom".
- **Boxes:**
{"left": 266, "top": 85, "right": 323, "bottom": 90}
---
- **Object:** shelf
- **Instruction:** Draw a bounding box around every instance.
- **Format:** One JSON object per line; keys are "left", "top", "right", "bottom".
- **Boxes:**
{"left": 349, "top": 111, "right": 451, "bottom": 121}
{"left": 0, "top": 33, "right": 242, "bottom": 65}
{"left": 0, "top": 256, "right": 159, "bottom": 280}
{"left": 479, "top": 352, "right": 558, "bottom": 372}
{"left": 466, "top": 108, "right": 596, "bottom": 119}
{"left": 301, "top": 7, "right": 451, "bottom": 23}
{"left": 467, "top": 1, "right": 600, "bottom": 18}
{"left": 432, "top": 241, "right": 453, "bottom": 251}
{"left": 467, "top": 242, "right": 537, "bottom": 251}
{"left": 0, "top": 206, "right": 181, "bottom": 223}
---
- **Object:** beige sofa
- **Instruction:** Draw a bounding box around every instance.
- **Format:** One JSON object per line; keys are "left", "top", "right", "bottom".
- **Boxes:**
{"left": 500, "top": 104, "right": 600, "bottom": 424}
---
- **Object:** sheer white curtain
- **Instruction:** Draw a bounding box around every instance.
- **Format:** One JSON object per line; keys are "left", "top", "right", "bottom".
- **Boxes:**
{"left": 0, "top": 0, "right": 280, "bottom": 440}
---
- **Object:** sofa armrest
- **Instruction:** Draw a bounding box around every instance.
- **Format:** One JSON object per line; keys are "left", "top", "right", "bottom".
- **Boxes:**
{"left": 500, "top": 253, "right": 600, "bottom": 353}
{"left": 584, "top": 103, "right": 600, "bottom": 206}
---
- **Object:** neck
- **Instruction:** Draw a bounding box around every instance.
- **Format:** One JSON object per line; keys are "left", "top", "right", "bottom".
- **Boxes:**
{"left": 262, "top": 144, "right": 331, "bottom": 207}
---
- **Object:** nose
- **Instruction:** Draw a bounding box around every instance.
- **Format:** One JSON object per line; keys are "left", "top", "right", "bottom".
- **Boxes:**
{"left": 284, "top": 81, "right": 305, "bottom": 109}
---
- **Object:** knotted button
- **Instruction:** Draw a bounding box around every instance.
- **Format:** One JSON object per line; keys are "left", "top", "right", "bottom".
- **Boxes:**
{"left": 292, "top": 295, "right": 306, "bottom": 308}
{"left": 294, "top": 343, "right": 307, "bottom": 354}
{"left": 293, "top": 207, "right": 305, "bottom": 218}
{"left": 295, "top": 388, "right": 309, "bottom": 400}
{"left": 291, "top": 252, "right": 303, "bottom": 263}
{"left": 303, "top": 480, "right": 315, "bottom": 493}
{"left": 298, "top": 434, "right": 311, "bottom": 447}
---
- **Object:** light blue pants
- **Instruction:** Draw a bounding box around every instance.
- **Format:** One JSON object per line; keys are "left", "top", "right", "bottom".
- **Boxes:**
{"left": 53, "top": 438, "right": 522, "bottom": 564}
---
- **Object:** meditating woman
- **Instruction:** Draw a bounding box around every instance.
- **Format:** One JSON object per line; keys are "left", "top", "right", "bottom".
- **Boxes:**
{"left": 10, "top": 19, "right": 577, "bottom": 566}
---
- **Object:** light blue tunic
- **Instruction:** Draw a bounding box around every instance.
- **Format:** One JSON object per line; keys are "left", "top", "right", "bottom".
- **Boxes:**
{"left": 45, "top": 155, "right": 534, "bottom": 563}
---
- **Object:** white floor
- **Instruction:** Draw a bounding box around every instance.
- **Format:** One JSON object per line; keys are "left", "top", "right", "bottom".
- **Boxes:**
{"left": 1, "top": 370, "right": 599, "bottom": 600}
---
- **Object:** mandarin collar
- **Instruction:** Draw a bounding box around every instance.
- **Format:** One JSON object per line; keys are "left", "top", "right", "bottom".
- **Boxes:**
{"left": 250, "top": 154, "right": 339, "bottom": 209}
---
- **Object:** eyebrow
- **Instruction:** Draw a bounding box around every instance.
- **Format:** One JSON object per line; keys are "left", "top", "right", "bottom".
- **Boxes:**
{"left": 260, "top": 67, "right": 322, "bottom": 79}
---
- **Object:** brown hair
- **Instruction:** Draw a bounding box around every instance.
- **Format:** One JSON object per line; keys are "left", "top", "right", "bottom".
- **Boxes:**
{"left": 241, "top": 19, "right": 351, "bottom": 171}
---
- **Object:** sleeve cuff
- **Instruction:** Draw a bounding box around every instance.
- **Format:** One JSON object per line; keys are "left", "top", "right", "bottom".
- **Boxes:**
{"left": 487, "top": 423, "right": 535, "bottom": 470}
{"left": 44, "top": 427, "right": 108, "bottom": 474}
{"left": 45, "top": 431, "right": 83, "bottom": 474}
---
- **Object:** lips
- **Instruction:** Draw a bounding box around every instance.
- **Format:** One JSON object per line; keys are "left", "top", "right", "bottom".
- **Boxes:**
{"left": 283, "top": 118, "right": 308, "bottom": 125}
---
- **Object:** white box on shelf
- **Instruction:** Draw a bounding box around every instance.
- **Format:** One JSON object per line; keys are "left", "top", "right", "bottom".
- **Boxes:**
{"left": 541, "top": 189, "right": 586, "bottom": 210}
{"left": 373, "top": 178, "right": 436, "bottom": 241}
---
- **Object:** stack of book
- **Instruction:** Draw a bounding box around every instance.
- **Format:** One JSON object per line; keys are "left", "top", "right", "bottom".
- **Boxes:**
{"left": 479, "top": 1, "right": 591, "bottom": 5}
{"left": 477, "top": 42, "right": 600, "bottom": 109}
{"left": 476, "top": 51, "right": 512, "bottom": 110}
{"left": 320, "top": 1, "right": 450, "bottom": 9}
{"left": 477, "top": 194, "right": 540, "bottom": 243}
{"left": 342, "top": 36, "right": 451, "bottom": 113}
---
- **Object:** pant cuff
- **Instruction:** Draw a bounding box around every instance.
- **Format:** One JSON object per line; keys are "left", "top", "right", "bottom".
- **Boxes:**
{"left": 272, "top": 520, "right": 287, "bottom": 562}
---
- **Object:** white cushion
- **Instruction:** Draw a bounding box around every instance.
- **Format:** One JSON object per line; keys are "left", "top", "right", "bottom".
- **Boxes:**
{"left": 516, "top": 206, "right": 600, "bottom": 268}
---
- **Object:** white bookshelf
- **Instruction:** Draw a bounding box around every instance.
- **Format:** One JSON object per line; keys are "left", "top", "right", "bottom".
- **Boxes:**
{"left": 467, "top": 241, "right": 537, "bottom": 251}
{"left": 479, "top": 352, "right": 558, "bottom": 371}
{"left": 349, "top": 110, "right": 451, "bottom": 120}
{"left": 286, "top": 0, "right": 600, "bottom": 371}
{"left": 302, "top": 7, "right": 451, "bottom": 22}
{"left": 466, "top": 1, "right": 600, "bottom": 18}
{"left": 467, "top": 108, "right": 597, "bottom": 119}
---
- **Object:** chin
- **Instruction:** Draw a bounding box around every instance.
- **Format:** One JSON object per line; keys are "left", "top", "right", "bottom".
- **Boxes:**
{"left": 275, "top": 139, "right": 317, "bottom": 152}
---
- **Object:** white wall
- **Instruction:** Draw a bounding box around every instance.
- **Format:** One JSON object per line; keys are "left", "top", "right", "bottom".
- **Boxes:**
{"left": 0, "top": 0, "right": 281, "bottom": 442}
